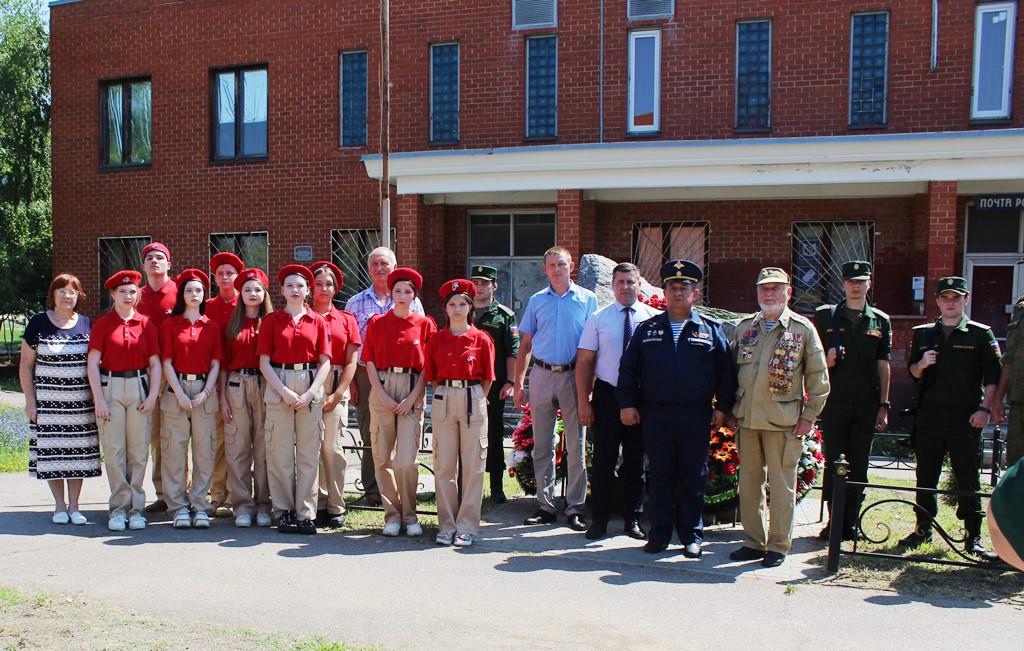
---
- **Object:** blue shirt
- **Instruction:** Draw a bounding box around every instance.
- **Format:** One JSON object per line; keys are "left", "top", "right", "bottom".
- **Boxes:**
{"left": 519, "top": 282, "right": 598, "bottom": 365}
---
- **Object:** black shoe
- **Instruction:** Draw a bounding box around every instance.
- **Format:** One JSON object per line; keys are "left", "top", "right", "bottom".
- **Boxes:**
{"left": 729, "top": 546, "right": 767, "bottom": 561}
{"left": 326, "top": 514, "right": 347, "bottom": 529}
{"left": 144, "top": 499, "right": 167, "bottom": 514}
{"left": 364, "top": 494, "right": 382, "bottom": 508}
{"left": 314, "top": 509, "right": 330, "bottom": 527}
{"left": 818, "top": 524, "right": 831, "bottom": 541}
{"left": 682, "top": 542, "right": 702, "bottom": 559}
{"left": 623, "top": 519, "right": 647, "bottom": 540}
{"left": 899, "top": 529, "right": 932, "bottom": 548}
{"left": 523, "top": 509, "right": 556, "bottom": 526}
{"left": 761, "top": 551, "right": 786, "bottom": 568}
{"left": 276, "top": 512, "right": 298, "bottom": 533}
{"left": 489, "top": 473, "right": 507, "bottom": 504}
{"left": 296, "top": 519, "right": 317, "bottom": 535}
{"left": 841, "top": 527, "right": 864, "bottom": 542}
{"left": 584, "top": 522, "right": 608, "bottom": 540}
{"left": 643, "top": 540, "right": 669, "bottom": 554}
{"left": 567, "top": 514, "right": 588, "bottom": 532}
{"left": 965, "top": 536, "right": 1000, "bottom": 562}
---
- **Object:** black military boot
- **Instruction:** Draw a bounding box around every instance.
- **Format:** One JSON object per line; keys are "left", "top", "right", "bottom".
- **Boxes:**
{"left": 899, "top": 526, "right": 932, "bottom": 548}
{"left": 965, "top": 524, "right": 1000, "bottom": 562}
{"left": 489, "top": 472, "right": 507, "bottom": 504}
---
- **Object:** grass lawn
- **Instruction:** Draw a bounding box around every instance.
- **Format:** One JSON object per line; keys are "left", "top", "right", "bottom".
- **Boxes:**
{"left": 0, "top": 405, "right": 29, "bottom": 473}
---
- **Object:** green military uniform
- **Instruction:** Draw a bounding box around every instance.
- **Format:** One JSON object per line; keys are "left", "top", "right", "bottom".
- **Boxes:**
{"left": 813, "top": 261, "right": 892, "bottom": 538}
{"left": 469, "top": 266, "right": 520, "bottom": 480}
{"left": 907, "top": 277, "right": 1003, "bottom": 543}
{"left": 1004, "top": 296, "right": 1024, "bottom": 466}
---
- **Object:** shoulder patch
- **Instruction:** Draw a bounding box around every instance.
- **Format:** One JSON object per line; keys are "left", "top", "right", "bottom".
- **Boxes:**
{"left": 789, "top": 312, "right": 814, "bottom": 327}
{"left": 497, "top": 303, "right": 515, "bottom": 317}
{"left": 700, "top": 313, "right": 721, "bottom": 325}
{"left": 815, "top": 304, "right": 833, "bottom": 313}
{"left": 912, "top": 323, "right": 934, "bottom": 330}
{"left": 870, "top": 306, "right": 890, "bottom": 320}
{"left": 966, "top": 320, "right": 993, "bottom": 331}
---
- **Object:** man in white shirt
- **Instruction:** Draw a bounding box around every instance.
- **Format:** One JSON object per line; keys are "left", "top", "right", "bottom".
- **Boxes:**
{"left": 576, "top": 262, "right": 660, "bottom": 540}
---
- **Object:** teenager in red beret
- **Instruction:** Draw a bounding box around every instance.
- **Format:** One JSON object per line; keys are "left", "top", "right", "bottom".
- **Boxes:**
{"left": 309, "top": 261, "right": 361, "bottom": 528}
{"left": 219, "top": 268, "right": 274, "bottom": 527}
{"left": 86, "top": 270, "right": 162, "bottom": 531}
{"left": 424, "top": 279, "right": 495, "bottom": 546}
{"left": 361, "top": 267, "right": 436, "bottom": 537}
{"left": 257, "top": 264, "right": 331, "bottom": 535}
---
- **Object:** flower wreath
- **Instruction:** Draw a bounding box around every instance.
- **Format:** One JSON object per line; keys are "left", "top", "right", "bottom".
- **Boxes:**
{"left": 505, "top": 404, "right": 566, "bottom": 495}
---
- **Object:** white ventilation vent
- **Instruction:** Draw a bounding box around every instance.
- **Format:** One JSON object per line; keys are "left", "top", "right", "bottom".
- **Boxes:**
{"left": 513, "top": 0, "right": 557, "bottom": 29}
{"left": 628, "top": 0, "right": 674, "bottom": 20}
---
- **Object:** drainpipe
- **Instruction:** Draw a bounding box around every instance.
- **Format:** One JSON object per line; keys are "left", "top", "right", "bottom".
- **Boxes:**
{"left": 931, "top": 0, "right": 939, "bottom": 73}
{"left": 599, "top": 0, "right": 605, "bottom": 143}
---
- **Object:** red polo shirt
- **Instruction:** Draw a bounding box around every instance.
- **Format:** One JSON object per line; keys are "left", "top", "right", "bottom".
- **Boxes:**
{"left": 137, "top": 279, "right": 177, "bottom": 330}
{"left": 224, "top": 317, "right": 261, "bottom": 371}
{"left": 89, "top": 311, "right": 160, "bottom": 372}
{"left": 361, "top": 311, "right": 436, "bottom": 371}
{"left": 257, "top": 309, "right": 330, "bottom": 365}
{"left": 424, "top": 327, "right": 496, "bottom": 383}
{"left": 322, "top": 307, "right": 361, "bottom": 366}
{"left": 159, "top": 315, "right": 223, "bottom": 374}
{"left": 205, "top": 294, "right": 238, "bottom": 329}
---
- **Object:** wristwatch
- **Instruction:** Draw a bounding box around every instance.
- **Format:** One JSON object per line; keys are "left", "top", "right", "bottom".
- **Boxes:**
{"left": 979, "top": 406, "right": 992, "bottom": 414}
{"left": 879, "top": 401, "right": 891, "bottom": 409}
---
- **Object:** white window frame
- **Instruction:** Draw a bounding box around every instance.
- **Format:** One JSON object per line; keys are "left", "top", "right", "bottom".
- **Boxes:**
{"left": 971, "top": 2, "right": 1017, "bottom": 120}
{"left": 628, "top": 30, "right": 661, "bottom": 134}
{"left": 513, "top": 0, "right": 557, "bottom": 30}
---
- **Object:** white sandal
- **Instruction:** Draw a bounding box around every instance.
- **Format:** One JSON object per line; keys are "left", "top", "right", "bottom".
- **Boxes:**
{"left": 51, "top": 511, "right": 70, "bottom": 525}
{"left": 69, "top": 511, "right": 87, "bottom": 525}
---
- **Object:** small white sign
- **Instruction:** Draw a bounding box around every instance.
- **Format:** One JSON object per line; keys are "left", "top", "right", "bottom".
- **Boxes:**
{"left": 293, "top": 245, "right": 313, "bottom": 262}
{"left": 912, "top": 276, "right": 925, "bottom": 301}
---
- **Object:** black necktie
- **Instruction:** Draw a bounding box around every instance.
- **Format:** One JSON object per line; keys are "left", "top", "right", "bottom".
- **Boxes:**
{"left": 622, "top": 306, "right": 634, "bottom": 351}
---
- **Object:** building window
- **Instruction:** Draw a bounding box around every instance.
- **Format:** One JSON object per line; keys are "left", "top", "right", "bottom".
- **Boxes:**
{"left": 468, "top": 211, "right": 556, "bottom": 312}
{"left": 972, "top": 2, "right": 1017, "bottom": 120}
{"left": 632, "top": 222, "right": 710, "bottom": 301}
{"left": 628, "top": 30, "right": 661, "bottom": 134}
{"left": 331, "top": 228, "right": 396, "bottom": 307}
{"left": 430, "top": 44, "right": 460, "bottom": 144}
{"left": 628, "top": 0, "right": 674, "bottom": 21}
{"left": 526, "top": 36, "right": 558, "bottom": 140}
{"left": 101, "top": 79, "right": 152, "bottom": 167}
{"left": 513, "top": 0, "right": 556, "bottom": 29}
{"left": 735, "top": 20, "right": 771, "bottom": 131}
{"left": 849, "top": 12, "right": 889, "bottom": 127}
{"left": 212, "top": 66, "right": 268, "bottom": 160}
{"left": 98, "top": 236, "right": 150, "bottom": 311}
{"left": 209, "top": 232, "right": 269, "bottom": 273}
{"left": 791, "top": 221, "right": 875, "bottom": 313}
{"left": 340, "top": 51, "right": 368, "bottom": 147}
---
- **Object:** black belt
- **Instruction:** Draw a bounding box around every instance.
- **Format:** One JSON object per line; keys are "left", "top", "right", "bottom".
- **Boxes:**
{"left": 235, "top": 368, "right": 260, "bottom": 376}
{"left": 178, "top": 373, "right": 207, "bottom": 382}
{"left": 382, "top": 366, "right": 419, "bottom": 374}
{"left": 534, "top": 358, "right": 575, "bottom": 372}
{"left": 439, "top": 379, "right": 481, "bottom": 388}
{"left": 103, "top": 369, "right": 146, "bottom": 378}
{"left": 272, "top": 362, "right": 315, "bottom": 371}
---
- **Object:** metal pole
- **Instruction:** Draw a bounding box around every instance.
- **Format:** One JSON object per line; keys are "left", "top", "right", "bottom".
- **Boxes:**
{"left": 380, "top": 0, "right": 391, "bottom": 248}
{"left": 826, "top": 454, "right": 850, "bottom": 574}
{"left": 992, "top": 425, "right": 1003, "bottom": 487}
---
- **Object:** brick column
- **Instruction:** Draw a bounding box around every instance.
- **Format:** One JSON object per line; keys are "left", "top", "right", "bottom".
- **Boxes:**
{"left": 395, "top": 192, "right": 423, "bottom": 270}
{"left": 557, "top": 189, "right": 583, "bottom": 265}
{"left": 925, "top": 180, "right": 958, "bottom": 318}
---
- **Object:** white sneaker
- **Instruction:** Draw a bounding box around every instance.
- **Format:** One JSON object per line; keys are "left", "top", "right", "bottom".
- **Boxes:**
{"left": 69, "top": 511, "right": 87, "bottom": 525}
{"left": 454, "top": 533, "right": 474, "bottom": 547}
{"left": 192, "top": 511, "right": 210, "bottom": 529}
{"left": 235, "top": 514, "right": 252, "bottom": 528}
{"left": 256, "top": 513, "right": 272, "bottom": 527}
{"left": 382, "top": 522, "right": 401, "bottom": 537}
{"left": 107, "top": 515, "right": 126, "bottom": 531}
{"left": 173, "top": 507, "right": 192, "bottom": 529}
{"left": 405, "top": 522, "right": 423, "bottom": 537}
{"left": 436, "top": 531, "right": 454, "bottom": 545}
{"left": 128, "top": 515, "right": 147, "bottom": 530}
{"left": 52, "top": 511, "right": 70, "bottom": 525}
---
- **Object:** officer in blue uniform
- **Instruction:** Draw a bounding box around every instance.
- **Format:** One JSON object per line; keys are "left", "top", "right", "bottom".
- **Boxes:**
{"left": 617, "top": 260, "right": 737, "bottom": 557}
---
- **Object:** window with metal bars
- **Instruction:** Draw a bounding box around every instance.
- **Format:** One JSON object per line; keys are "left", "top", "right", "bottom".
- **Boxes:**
{"left": 100, "top": 78, "right": 152, "bottom": 167}
{"left": 330, "top": 228, "right": 397, "bottom": 307}
{"left": 632, "top": 221, "right": 710, "bottom": 301}
{"left": 211, "top": 66, "right": 268, "bottom": 161}
{"left": 209, "top": 232, "right": 269, "bottom": 273}
{"left": 735, "top": 20, "right": 771, "bottom": 131}
{"left": 849, "top": 12, "right": 888, "bottom": 127}
{"left": 430, "top": 44, "right": 460, "bottom": 144}
{"left": 98, "top": 236, "right": 150, "bottom": 311}
{"left": 791, "top": 221, "right": 875, "bottom": 313}
{"left": 526, "top": 35, "right": 557, "bottom": 140}
{"left": 340, "top": 51, "right": 368, "bottom": 147}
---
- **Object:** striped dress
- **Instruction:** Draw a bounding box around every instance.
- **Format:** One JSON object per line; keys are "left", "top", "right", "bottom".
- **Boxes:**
{"left": 24, "top": 312, "right": 101, "bottom": 479}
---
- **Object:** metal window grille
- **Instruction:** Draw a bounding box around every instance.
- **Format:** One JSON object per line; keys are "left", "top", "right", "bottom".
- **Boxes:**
{"left": 331, "top": 228, "right": 397, "bottom": 307}
{"left": 340, "top": 51, "right": 368, "bottom": 147}
{"left": 97, "top": 236, "right": 151, "bottom": 311}
{"left": 791, "top": 221, "right": 875, "bottom": 313}
{"left": 850, "top": 12, "right": 888, "bottom": 126}
{"left": 526, "top": 35, "right": 558, "bottom": 139}
{"left": 632, "top": 221, "right": 711, "bottom": 302}
{"left": 628, "top": 0, "right": 674, "bottom": 20}
{"left": 209, "top": 232, "right": 269, "bottom": 273}
{"left": 513, "top": 0, "right": 556, "bottom": 29}
{"left": 430, "top": 44, "right": 460, "bottom": 143}
{"left": 736, "top": 20, "right": 771, "bottom": 130}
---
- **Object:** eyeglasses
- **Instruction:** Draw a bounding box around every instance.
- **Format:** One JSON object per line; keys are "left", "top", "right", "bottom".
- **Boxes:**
{"left": 55, "top": 289, "right": 79, "bottom": 297}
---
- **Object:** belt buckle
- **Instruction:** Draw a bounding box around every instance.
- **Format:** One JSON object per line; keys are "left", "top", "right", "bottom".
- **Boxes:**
{"left": 451, "top": 380, "right": 465, "bottom": 388}
{"left": 290, "top": 364, "right": 302, "bottom": 371}
{"left": 394, "top": 367, "right": 407, "bottom": 374}
{"left": 551, "top": 364, "right": 564, "bottom": 372}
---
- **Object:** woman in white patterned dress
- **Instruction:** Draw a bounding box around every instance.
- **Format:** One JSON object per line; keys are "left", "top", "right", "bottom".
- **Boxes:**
{"left": 19, "top": 274, "right": 101, "bottom": 525}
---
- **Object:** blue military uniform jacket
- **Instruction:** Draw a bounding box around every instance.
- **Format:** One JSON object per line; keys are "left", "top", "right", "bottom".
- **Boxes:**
{"left": 617, "top": 310, "right": 737, "bottom": 413}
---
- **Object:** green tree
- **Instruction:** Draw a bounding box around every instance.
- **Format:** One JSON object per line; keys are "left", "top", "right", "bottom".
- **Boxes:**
{"left": 0, "top": 0, "right": 51, "bottom": 327}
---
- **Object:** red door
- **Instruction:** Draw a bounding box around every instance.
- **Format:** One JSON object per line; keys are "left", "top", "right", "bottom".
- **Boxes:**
{"left": 969, "top": 265, "right": 1014, "bottom": 341}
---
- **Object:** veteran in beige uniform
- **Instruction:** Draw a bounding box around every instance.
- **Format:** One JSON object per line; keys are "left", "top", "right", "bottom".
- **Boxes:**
{"left": 729, "top": 267, "right": 830, "bottom": 567}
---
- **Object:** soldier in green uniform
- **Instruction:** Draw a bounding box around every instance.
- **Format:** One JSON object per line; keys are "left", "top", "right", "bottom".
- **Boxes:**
{"left": 995, "top": 295, "right": 1024, "bottom": 467}
{"left": 470, "top": 265, "right": 520, "bottom": 503}
{"left": 901, "top": 276, "right": 1002, "bottom": 560}
{"left": 813, "top": 260, "right": 892, "bottom": 541}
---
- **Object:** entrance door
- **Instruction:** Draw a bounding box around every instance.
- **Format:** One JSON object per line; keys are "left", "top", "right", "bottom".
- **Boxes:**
{"left": 966, "top": 259, "right": 1023, "bottom": 342}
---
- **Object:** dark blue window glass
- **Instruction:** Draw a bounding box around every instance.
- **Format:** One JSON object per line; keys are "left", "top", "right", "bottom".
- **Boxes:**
{"left": 850, "top": 12, "right": 888, "bottom": 126}
{"left": 431, "top": 43, "right": 459, "bottom": 143}
{"left": 341, "top": 51, "right": 368, "bottom": 147}
{"left": 736, "top": 20, "right": 771, "bottom": 130}
{"left": 527, "top": 36, "right": 557, "bottom": 139}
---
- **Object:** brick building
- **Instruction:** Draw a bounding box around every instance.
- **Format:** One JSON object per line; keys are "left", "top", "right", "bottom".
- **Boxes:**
{"left": 50, "top": 0, "right": 1024, "bottom": 399}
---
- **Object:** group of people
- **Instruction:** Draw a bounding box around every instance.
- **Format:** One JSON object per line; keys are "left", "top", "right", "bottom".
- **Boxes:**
{"left": 20, "top": 242, "right": 1018, "bottom": 564}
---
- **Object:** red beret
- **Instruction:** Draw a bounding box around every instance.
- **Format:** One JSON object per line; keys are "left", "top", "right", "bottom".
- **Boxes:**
{"left": 277, "top": 264, "right": 313, "bottom": 286}
{"left": 234, "top": 267, "right": 270, "bottom": 292}
{"left": 175, "top": 268, "right": 210, "bottom": 290}
{"left": 210, "top": 252, "right": 245, "bottom": 273}
{"left": 309, "top": 260, "right": 344, "bottom": 290}
{"left": 141, "top": 242, "right": 171, "bottom": 262}
{"left": 104, "top": 270, "right": 143, "bottom": 290}
{"left": 387, "top": 267, "right": 423, "bottom": 291}
{"left": 439, "top": 278, "right": 476, "bottom": 302}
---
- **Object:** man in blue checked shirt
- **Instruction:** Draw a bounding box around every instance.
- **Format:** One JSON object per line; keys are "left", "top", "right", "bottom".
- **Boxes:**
{"left": 514, "top": 246, "right": 598, "bottom": 531}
